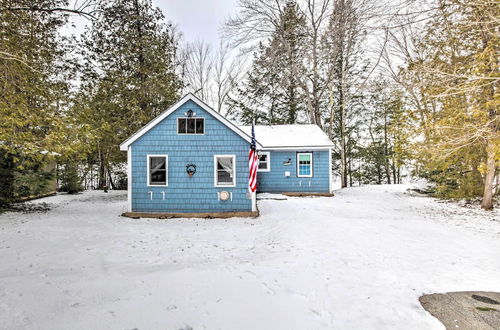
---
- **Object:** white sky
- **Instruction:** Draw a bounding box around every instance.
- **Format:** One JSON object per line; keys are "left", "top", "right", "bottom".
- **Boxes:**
{"left": 64, "top": 0, "right": 238, "bottom": 46}
{"left": 155, "top": 0, "right": 238, "bottom": 44}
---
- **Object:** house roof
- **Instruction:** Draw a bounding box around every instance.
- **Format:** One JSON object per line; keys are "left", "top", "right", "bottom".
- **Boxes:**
{"left": 119, "top": 93, "right": 262, "bottom": 151}
{"left": 239, "top": 124, "right": 334, "bottom": 150}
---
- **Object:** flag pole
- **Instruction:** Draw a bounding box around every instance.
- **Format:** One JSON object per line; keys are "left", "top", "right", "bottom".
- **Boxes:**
{"left": 249, "top": 118, "right": 258, "bottom": 212}
{"left": 252, "top": 119, "right": 256, "bottom": 212}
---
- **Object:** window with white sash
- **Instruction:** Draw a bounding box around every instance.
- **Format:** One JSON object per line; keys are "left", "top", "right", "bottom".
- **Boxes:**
{"left": 297, "top": 152, "right": 313, "bottom": 177}
{"left": 177, "top": 117, "right": 204, "bottom": 134}
{"left": 147, "top": 155, "right": 168, "bottom": 186}
{"left": 214, "top": 155, "right": 236, "bottom": 187}
{"left": 257, "top": 151, "right": 270, "bottom": 172}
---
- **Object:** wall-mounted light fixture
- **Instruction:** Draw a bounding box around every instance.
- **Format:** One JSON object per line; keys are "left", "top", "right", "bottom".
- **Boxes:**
{"left": 185, "top": 109, "right": 196, "bottom": 117}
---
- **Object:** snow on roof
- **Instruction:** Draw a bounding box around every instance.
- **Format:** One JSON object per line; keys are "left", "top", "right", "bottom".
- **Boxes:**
{"left": 238, "top": 124, "right": 334, "bottom": 149}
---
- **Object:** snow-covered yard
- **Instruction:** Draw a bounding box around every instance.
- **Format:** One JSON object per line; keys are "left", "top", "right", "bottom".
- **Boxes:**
{"left": 1, "top": 185, "right": 499, "bottom": 330}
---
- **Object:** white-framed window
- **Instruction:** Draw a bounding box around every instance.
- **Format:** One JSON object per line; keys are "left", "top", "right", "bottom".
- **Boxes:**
{"left": 257, "top": 151, "right": 270, "bottom": 172}
{"left": 214, "top": 155, "right": 236, "bottom": 187}
{"left": 177, "top": 117, "right": 204, "bottom": 134}
{"left": 297, "top": 152, "right": 313, "bottom": 177}
{"left": 147, "top": 154, "right": 168, "bottom": 186}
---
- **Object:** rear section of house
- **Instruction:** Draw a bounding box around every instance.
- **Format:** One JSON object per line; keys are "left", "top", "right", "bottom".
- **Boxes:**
{"left": 238, "top": 125, "right": 333, "bottom": 194}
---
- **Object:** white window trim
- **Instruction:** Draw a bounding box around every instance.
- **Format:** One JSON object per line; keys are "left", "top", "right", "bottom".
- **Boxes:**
{"left": 297, "top": 152, "right": 313, "bottom": 178}
{"left": 214, "top": 155, "right": 236, "bottom": 187}
{"left": 176, "top": 117, "right": 205, "bottom": 135}
{"left": 147, "top": 154, "right": 168, "bottom": 187}
{"left": 257, "top": 151, "right": 271, "bottom": 172}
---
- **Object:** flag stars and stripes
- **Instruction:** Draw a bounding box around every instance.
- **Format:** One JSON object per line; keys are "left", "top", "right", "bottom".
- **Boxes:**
{"left": 248, "top": 123, "right": 258, "bottom": 193}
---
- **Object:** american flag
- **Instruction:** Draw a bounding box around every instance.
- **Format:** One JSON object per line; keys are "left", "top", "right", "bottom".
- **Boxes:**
{"left": 248, "top": 123, "right": 258, "bottom": 193}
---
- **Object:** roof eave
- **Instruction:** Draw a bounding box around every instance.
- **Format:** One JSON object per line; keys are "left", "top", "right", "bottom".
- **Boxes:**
{"left": 259, "top": 145, "right": 334, "bottom": 150}
{"left": 119, "top": 93, "right": 262, "bottom": 151}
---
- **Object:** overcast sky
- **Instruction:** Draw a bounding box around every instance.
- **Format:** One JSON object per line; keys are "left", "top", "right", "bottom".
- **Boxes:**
{"left": 64, "top": 0, "right": 238, "bottom": 46}
{"left": 155, "top": 0, "right": 238, "bottom": 45}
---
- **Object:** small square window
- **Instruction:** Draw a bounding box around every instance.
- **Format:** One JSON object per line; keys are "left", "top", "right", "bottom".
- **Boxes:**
{"left": 196, "top": 118, "right": 204, "bottom": 134}
{"left": 187, "top": 118, "right": 196, "bottom": 133}
{"left": 178, "top": 118, "right": 187, "bottom": 134}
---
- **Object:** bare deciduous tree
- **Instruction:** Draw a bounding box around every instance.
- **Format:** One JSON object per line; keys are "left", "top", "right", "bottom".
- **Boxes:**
{"left": 183, "top": 40, "right": 246, "bottom": 115}
{"left": 212, "top": 42, "right": 247, "bottom": 116}
{"left": 184, "top": 39, "right": 213, "bottom": 102}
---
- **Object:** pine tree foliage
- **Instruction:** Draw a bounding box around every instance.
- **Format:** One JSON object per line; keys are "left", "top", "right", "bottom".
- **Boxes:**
{"left": 355, "top": 79, "right": 410, "bottom": 184}
{"left": 226, "top": 0, "right": 382, "bottom": 186}
{"left": 0, "top": 0, "right": 71, "bottom": 156}
{"left": 228, "top": 1, "right": 307, "bottom": 125}
{"left": 323, "top": 0, "right": 369, "bottom": 187}
{"left": 2, "top": 0, "right": 495, "bottom": 207}
{"left": 0, "top": 0, "right": 75, "bottom": 207}
{"left": 59, "top": 161, "right": 83, "bottom": 194}
{"left": 78, "top": 0, "right": 182, "bottom": 189}
{"left": 402, "top": 0, "right": 499, "bottom": 207}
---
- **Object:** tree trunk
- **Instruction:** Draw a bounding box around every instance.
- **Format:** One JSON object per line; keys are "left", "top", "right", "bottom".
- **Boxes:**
{"left": 310, "top": 28, "right": 322, "bottom": 128}
{"left": 495, "top": 174, "right": 499, "bottom": 196}
{"left": 339, "top": 57, "right": 348, "bottom": 188}
{"left": 107, "top": 166, "right": 117, "bottom": 190}
{"left": 98, "top": 151, "right": 107, "bottom": 189}
{"left": 383, "top": 111, "right": 391, "bottom": 184}
{"left": 89, "top": 162, "right": 93, "bottom": 189}
{"left": 481, "top": 141, "right": 496, "bottom": 210}
{"left": 340, "top": 135, "right": 348, "bottom": 188}
{"left": 348, "top": 154, "right": 353, "bottom": 187}
{"left": 392, "top": 159, "right": 397, "bottom": 184}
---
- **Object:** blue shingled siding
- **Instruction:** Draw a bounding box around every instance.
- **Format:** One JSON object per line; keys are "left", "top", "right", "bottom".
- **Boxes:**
{"left": 257, "top": 150, "right": 330, "bottom": 193}
{"left": 130, "top": 100, "right": 251, "bottom": 213}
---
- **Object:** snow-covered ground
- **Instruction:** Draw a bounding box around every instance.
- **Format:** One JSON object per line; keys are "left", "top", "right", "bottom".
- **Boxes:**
{"left": 0, "top": 185, "right": 499, "bottom": 330}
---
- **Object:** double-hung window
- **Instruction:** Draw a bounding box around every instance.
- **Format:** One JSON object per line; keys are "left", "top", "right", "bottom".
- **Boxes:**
{"left": 147, "top": 155, "right": 168, "bottom": 186}
{"left": 178, "top": 118, "right": 204, "bottom": 134}
{"left": 297, "top": 153, "right": 313, "bottom": 177}
{"left": 257, "top": 152, "right": 270, "bottom": 172}
{"left": 214, "top": 155, "right": 236, "bottom": 187}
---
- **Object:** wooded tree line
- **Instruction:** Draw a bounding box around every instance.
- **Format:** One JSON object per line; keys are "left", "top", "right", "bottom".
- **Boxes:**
{"left": 0, "top": 0, "right": 498, "bottom": 209}
{"left": 223, "top": 0, "right": 498, "bottom": 208}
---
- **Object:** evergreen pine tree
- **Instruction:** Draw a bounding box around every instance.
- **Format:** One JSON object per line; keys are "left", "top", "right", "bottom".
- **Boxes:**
{"left": 0, "top": 0, "right": 72, "bottom": 206}
{"left": 228, "top": 1, "right": 307, "bottom": 125}
{"left": 356, "top": 79, "right": 410, "bottom": 185}
{"left": 78, "top": 0, "right": 183, "bottom": 189}
{"left": 403, "top": 0, "right": 499, "bottom": 207}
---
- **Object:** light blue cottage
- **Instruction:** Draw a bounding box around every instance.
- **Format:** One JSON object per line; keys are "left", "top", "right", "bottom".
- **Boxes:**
{"left": 120, "top": 93, "right": 333, "bottom": 215}
{"left": 239, "top": 125, "right": 334, "bottom": 194}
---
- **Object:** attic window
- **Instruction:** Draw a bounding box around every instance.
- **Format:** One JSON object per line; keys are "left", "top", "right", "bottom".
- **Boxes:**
{"left": 178, "top": 118, "right": 204, "bottom": 134}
